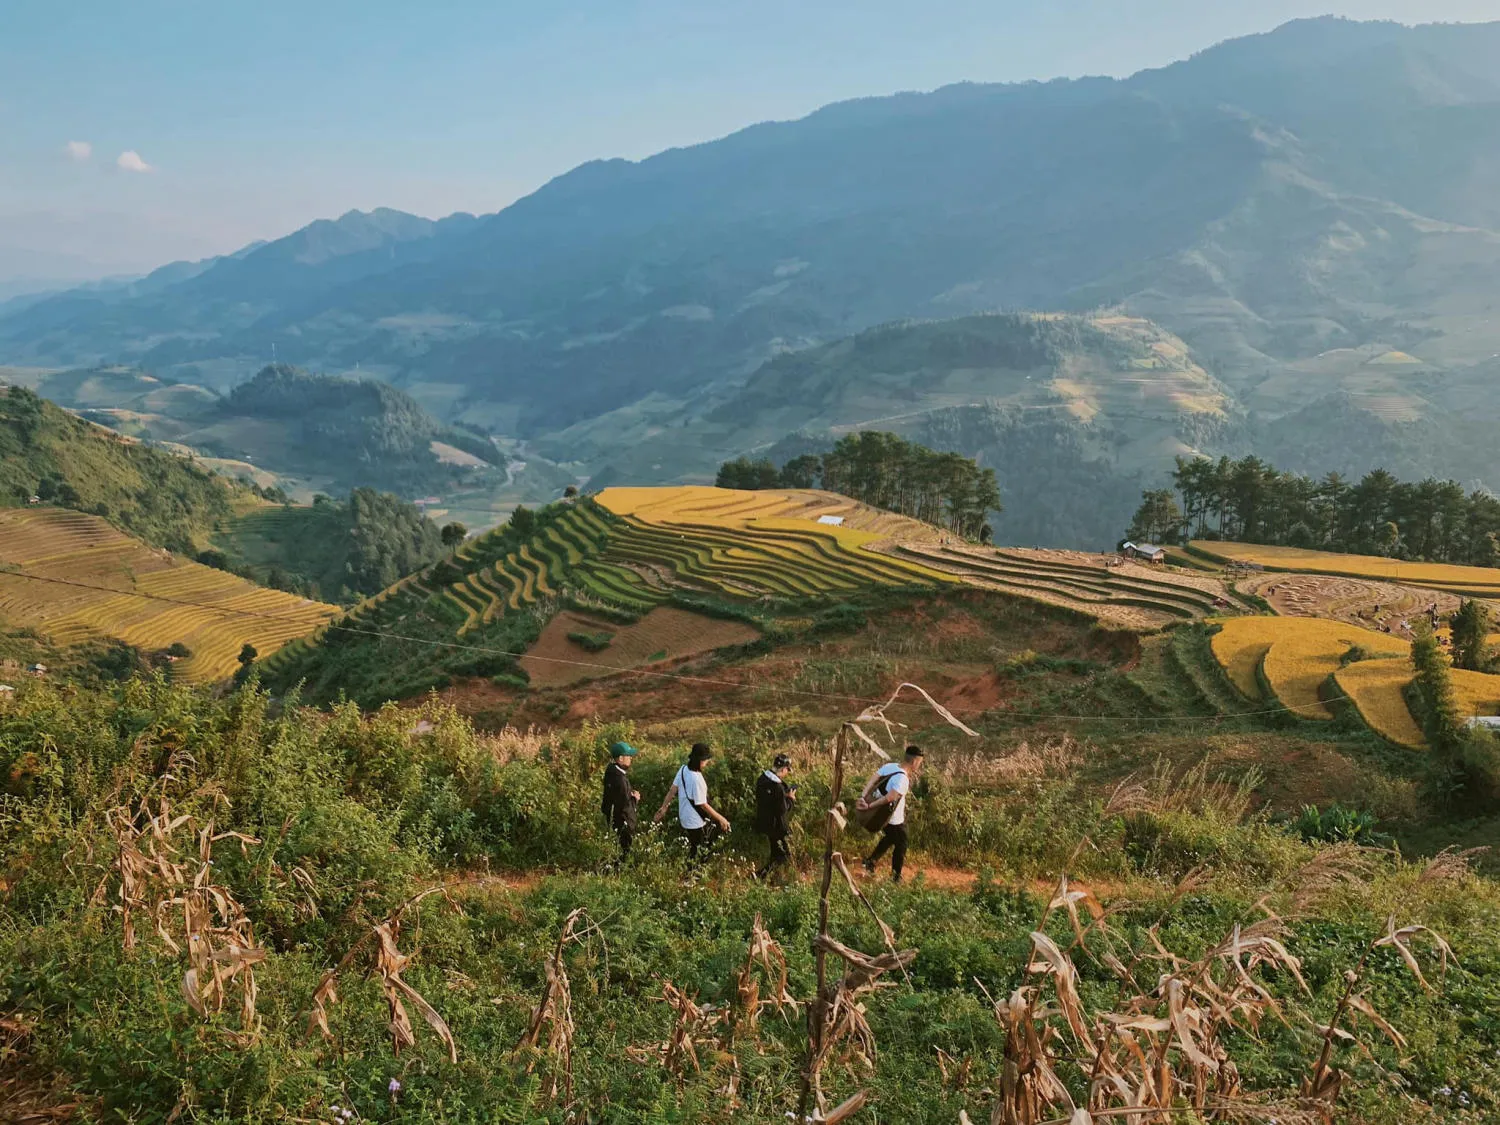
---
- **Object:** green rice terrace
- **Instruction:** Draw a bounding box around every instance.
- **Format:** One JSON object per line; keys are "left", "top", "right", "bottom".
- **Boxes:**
{"left": 263, "top": 488, "right": 1246, "bottom": 705}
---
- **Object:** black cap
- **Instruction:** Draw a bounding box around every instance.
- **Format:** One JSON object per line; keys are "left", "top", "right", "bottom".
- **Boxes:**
{"left": 904, "top": 745, "right": 925, "bottom": 759}
{"left": 773, "top": 753, "right": 792, "bottom": 769}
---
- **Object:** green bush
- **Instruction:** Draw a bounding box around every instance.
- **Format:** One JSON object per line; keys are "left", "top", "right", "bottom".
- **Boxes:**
{"left": 566, "top": 630, "right": 614, "bottom": 652}
{"left": 1293, "top": 803, "right": 1392, "bottom": 847}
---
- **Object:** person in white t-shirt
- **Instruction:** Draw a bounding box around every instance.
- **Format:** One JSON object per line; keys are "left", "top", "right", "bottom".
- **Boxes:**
{"left": 653, "top": 742, "right": 730, "bottom": 861}
{"left": 858, "top": 745, "right": 924, "bottom": 882}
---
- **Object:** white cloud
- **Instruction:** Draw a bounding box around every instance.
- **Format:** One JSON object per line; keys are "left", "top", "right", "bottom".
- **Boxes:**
{"left": 65, "top": 140, "right": 92, "bottom": 162}
{"left": 116, "top": 150, "right": 152, "bottom": 173}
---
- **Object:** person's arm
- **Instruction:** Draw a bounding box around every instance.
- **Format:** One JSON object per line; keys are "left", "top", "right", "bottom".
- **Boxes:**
{"left": 653, "top": 781, "right": 678, "bottom": 824}
{"left": 869, "top": 772, "right": 906, "bottom": 808}
{"left": 699, "top": 800, "right": 731, "bottom": 831}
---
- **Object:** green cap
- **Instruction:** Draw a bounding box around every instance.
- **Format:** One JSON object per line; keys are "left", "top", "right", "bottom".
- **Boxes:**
{"left": 609, "top": 741, "right": 638, "bottom": 758}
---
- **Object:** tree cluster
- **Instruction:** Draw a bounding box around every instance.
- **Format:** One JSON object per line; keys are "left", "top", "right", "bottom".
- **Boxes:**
{"left": 716, "top": 431, "right": 1000, "bottom": 539}
{"left": 1129, "top": 455, "right": 1500, "bottom": 565}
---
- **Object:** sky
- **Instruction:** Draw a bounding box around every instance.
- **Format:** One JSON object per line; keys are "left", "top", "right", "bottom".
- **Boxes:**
{"left": 2, "top": 0, "right": 1498, "bottom": 286}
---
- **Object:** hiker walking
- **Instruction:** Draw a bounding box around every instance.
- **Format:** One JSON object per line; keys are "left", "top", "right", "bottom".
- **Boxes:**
{"left": 601, "top": 741, "right": 640, "bottom": 863}
{"left": 653, "top": 742, "right": 730, "bottom": 861}
{"left": 858, "top": 745, "right": 924, "bottom": 883}
{"left": 754, "top": 752, "right": 796, "bottom": 880}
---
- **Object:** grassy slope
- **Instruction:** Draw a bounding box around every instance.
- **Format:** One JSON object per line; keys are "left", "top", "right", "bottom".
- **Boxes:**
{"left": 4, "top": 615, "right": 1499, "bottom": 1122}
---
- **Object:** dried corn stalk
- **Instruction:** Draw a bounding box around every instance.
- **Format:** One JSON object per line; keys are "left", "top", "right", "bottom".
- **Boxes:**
{"left": 627, "top": 981, "right": 711, "bottom": 1079}
{"left": 976, "top": 884, "right": 1450, "bottom": 1125}
{"left": 1300, "top": 915, "right": 1454, "bottom": 1123}
{"left": 728, "top": 912, "right": 797, "bottom": 1037}
{"left": 798, "top": 687, "right": 977, "bottom": 1122}
{"left": 513, "top": 907, "right": 588, "bottom": 1108}
{"left": 102, "top": 797, "right": 265, "bottom": 1043}
{"left": 308, "top": 884, "right": 462, "bottom": 1064}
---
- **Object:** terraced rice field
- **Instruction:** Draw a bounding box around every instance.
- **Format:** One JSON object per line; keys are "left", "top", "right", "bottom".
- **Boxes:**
{"left": 1210, "top": 616, "right": 1408, "bottom": 717}
{"left": 1452, "top": 669, "right": 1500, "bottom": 723}
{"left": 593, "top": 487, "right": 950, "bottom": 600}
{"left": 898, "top": 545, "right": 1238, "bottom": 630}
{"left": 1210, "top": 615, "right": 1500, "bottom": 745}
{"left": 598, "top": 486, "right": 941, "bottom": 541}
{"left": 1333, "top": 658, "right": 1428, "bottom": 748}
{"left": 0, "top": 507, "right": 337, "bottom": 681}
{"left": 1192, "top": 541, "right": 1500, "bottom": 598}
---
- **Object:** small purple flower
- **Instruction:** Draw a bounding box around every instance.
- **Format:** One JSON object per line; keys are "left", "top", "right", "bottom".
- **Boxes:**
{"left": 388, "top": 1078, "right": 402, "bottom": 1095}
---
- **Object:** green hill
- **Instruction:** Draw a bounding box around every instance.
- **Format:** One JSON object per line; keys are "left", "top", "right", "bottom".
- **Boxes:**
{"left": 5, "top": 364, "right": 506, "bottom": 506}
{"left": 0, "top": 384, "right": 252, "bottom": 552}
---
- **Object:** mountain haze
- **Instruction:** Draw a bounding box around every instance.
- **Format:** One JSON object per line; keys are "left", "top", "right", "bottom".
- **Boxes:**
{"left": 4, "top": 17, "right": 1500, "bottom": 544}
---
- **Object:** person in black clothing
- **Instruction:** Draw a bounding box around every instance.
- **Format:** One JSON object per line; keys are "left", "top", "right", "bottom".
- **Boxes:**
{"left": 601, "top": 741, "right": 640, "bottom": 864}
{"left": 754, "top": 752, "right": 797, "bottom": 880}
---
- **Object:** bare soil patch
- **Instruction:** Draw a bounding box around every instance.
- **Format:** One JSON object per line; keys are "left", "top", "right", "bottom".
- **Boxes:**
{"left": 521, "top": 607, "right": 760, "bottom": 689}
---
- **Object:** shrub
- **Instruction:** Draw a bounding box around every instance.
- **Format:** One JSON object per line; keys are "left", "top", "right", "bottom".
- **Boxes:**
{"left": 1293, "top": 803, "right": 1392, "bottom": 847}
{"left": 567, "top": 630, "right": 614, "bottom": 653}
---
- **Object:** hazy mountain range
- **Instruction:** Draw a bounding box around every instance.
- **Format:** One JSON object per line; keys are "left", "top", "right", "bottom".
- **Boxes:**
{"left": 4, "top": 16, "right": 1500, "bottom": 546}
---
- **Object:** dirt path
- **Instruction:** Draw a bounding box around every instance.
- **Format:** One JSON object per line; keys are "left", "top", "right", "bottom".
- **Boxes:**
{"left": 447, "top": 862, "right": 1117, "bottom": 902}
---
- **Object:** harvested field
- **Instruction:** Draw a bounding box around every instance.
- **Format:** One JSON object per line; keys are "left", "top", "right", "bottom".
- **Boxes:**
{"left": 0, "top": 507, "right": 337, "bottom": 681}
{"left": 1192, "top": 541, "right": 1500, "bottom": 597}
{"left": 900, "top": 544, "right": 1238, "bottom": 631}
{"left": 521, "top": 606, "right": 760, "bottom": 688}
{"left": 1240, "top": 572, "right": 1465, "bottom": 637}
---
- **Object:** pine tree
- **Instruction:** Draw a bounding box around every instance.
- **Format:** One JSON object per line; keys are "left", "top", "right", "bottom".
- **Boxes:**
{"left": 1450, "top": 599, "right": 1493, "bottom": 672}
{"left": 1410, "top": 627, "right": 1462, "bottom": 756}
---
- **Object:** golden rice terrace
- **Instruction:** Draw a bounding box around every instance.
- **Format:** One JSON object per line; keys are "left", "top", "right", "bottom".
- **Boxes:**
{"left": 0, "top": 507, "right": 339, "bottom": 681}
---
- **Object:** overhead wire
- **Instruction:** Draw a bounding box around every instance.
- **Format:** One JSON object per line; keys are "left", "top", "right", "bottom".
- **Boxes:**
{"left": 0, "top": 564, "right": 1368, "bottom": 724}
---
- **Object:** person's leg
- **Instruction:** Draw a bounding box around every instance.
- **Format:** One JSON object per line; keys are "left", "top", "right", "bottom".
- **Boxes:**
{"left": 685, "top": 825, "right": 706, "bottom": 862}
{"left": 617, "top": 825, "right": 632, "bottom": 862}
{"left": 757, "top": 834, "right": 789, "bottom": 879}
{"left": 864, "top": 826, "right": 896, "bottom": 872}
{"left": 889, "top": 825, "right": 908, "bottom": 881}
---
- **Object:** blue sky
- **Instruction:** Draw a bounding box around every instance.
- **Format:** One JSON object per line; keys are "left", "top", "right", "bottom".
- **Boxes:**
{"left": 2, "top": 0, "right": 1497, "bottom": 284}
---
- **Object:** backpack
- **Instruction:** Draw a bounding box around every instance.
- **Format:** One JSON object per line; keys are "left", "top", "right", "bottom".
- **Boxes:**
{"left": 855, "top": 768, "right": 904, "bottom": 833}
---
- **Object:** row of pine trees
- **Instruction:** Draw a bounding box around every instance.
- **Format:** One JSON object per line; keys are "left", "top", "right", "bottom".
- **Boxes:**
{"left": 1128, "top": 456, "right": 1500, "bottom": 566}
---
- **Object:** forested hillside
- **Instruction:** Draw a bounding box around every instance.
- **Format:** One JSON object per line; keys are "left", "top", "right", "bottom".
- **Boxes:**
{"left": 718, "top": 431, "right": 1000, "bottom": 539}
{"left": 213, "top": 364, "right": 496, "bottom": 494}
{"left": 0, "top": 384, "right": 248, "bottom": 552}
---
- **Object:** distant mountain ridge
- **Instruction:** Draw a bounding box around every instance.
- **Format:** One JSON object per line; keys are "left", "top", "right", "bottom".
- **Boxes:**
{"left": 5, "top": 16, "right": 1500, "bottom": 547}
